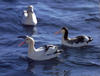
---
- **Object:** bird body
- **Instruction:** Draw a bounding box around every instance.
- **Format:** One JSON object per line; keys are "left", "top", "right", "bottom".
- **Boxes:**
{"left": 18, "top": 36, "right": 61, "bottom": 61}
{"left": 22, "top": 5, "right": 37, "bottom": 26}
{"left": 56, "top": 27, "right": 93, "bottom": 47}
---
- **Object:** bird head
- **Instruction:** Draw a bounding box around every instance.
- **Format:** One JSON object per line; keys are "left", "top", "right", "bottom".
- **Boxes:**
{"left": 55, "top": 27, "right": 68, "bottom": 34}
{"left": 18, "top": 36, "right": 35, "bottom": 46}
{"left": 27, "top": 5, "right": 34, "bottom": 12}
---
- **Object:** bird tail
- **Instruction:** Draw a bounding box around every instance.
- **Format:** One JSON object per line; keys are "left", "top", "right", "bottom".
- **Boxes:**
{"left": 55, "top": 49, "right": 63, "bottom": 54}
{"left": 87, "top": 36, "right": 93, "bottom": 43}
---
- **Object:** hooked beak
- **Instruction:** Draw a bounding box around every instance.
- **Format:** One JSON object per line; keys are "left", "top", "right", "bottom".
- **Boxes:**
{"left": 18, "top": 36, "right": 27, "bottom": 47}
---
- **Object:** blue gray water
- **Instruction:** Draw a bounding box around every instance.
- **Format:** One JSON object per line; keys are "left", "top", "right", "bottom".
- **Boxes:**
{"left": 0, "top": 0, "right": 100, "bottom": 76}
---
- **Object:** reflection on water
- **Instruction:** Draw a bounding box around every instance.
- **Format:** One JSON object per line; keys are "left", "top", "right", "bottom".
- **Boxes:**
{"left": 26, "top": 58, "right": 71, "bottom": 76}
{"left": 0, "top": 0, "right": 100, "bottom": 76}
{"left": 23, "top": 26, "right": 37, "bottom": 35}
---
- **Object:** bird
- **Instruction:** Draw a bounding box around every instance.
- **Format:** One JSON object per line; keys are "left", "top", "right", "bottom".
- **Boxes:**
{"left": 55, "top": 27, "right": 93, "bottom": 47}
{"left": 18, "top": 36, "right": 62, "bottom": 61}
{"left": 22, "top": 5, "right": 37, "bottom": 26}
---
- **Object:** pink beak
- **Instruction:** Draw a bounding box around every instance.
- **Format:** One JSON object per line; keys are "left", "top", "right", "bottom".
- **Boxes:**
{"left": 18, "top": 41, "right": 25, "bottom": 47}
{"left": 55, "top": 30, "right": 61, "bottom": 34}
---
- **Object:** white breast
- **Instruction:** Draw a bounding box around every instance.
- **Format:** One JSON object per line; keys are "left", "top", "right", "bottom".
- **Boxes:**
{"left": 22, "top": 11, "right": 37, "bottom": 26}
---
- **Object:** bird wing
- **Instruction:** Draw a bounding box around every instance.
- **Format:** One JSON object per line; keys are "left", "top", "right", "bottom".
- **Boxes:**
{"left": 33, "top": 46, "right": 60, "bottom": 60}
{"left": 43, "top": 45, "right": 58, "bottom": 55}
{"left": 23, "top": 10, "right": 28, "bottom": 17}
{"left": 66, "top": 36, "right": 85, "bottom": 44}
{"left": 35, "top": 45, "right": 60, "bottom": 57}
{"left": 42, "top": 53, "right": 59, "bottom": 60}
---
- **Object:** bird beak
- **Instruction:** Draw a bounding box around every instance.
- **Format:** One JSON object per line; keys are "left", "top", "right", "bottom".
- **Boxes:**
{"left": 55, "top": 30, "right": 61, "bottom": 34}
{"left": 18, "top": 41, "right": 25, "bottom": 47}
{"left": 18, "top": 36, "right": 27, "bottom": 47}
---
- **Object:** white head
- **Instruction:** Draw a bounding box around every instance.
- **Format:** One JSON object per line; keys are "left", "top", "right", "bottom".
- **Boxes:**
{"left": 18, "top": 36, "right": 35, "bottom": 46}
{"left": 27, "top": 5, "right": 34, "bottom": 12}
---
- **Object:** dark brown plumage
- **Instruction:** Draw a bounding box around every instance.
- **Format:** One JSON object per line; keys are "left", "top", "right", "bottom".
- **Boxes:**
{"left": 61, "top": 27, "right": 93, "bottom": 46}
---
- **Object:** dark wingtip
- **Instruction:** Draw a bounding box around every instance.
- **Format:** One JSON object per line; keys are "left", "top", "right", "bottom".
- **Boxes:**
{"left": 17, "top": 36, "right": 27, "bottom": 39}
{"left": 87, "top": 36, "right": 93, "bottom": 43}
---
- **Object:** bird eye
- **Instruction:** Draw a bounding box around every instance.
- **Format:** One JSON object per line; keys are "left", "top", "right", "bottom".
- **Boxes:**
{"left": 26, "top": 39, "right": 28, "bottom": 40}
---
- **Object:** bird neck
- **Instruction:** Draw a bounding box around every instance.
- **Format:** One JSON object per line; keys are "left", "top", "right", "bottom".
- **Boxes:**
{"left": 27, "top": 12, "right": 33, "bottom": 17}
{"left": 63, "top": 30, "right": 68, "bottom": 40}
{"left": 28, "top": 41, "right": 36, "bottom": 55}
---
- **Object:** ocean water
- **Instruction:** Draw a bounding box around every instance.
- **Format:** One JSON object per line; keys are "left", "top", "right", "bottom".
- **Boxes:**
{"left": 0, "top": 0, "right": 100, "bottom": 76}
